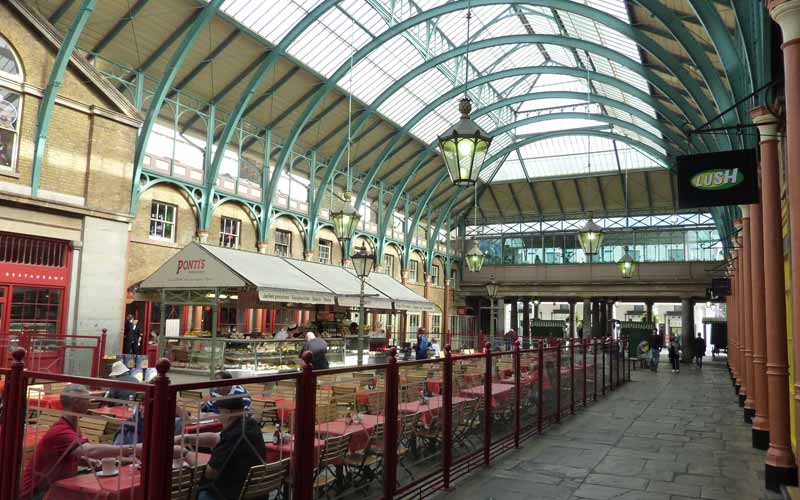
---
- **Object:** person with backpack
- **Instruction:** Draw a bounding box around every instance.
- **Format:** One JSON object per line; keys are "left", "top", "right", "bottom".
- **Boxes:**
{"left": 694, "top": 333, "right": 707, "bottom": 368}
{"left": 668, "top": 337, "right": 681, "bottom": 373}
{"left": 415, "top": 327, "right": 429, "bottom": 360}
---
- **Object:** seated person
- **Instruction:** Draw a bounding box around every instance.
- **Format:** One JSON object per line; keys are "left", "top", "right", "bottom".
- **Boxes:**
{"left": 429, "top": 337, "right": 442, "bottom": 358}
{"left": 20, "top": 384, "right": 152, "bottom": 499}
{"left": 178, "top": 397, "right": 267, "bottom": 500}
{"left": 106, "top": 361, "right": 140, "bottom": 404}
{"left": 201, "top": 371, "right": 251, "bottom": 414}
{"left": 113, "top": 405, "right": 185, "bottom": 445}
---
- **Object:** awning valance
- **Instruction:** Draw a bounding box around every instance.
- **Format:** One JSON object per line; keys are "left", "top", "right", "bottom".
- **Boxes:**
{"left": 284, "top": 259, "right": 394, "bottom": 310}
{"left": 364, "top": 272, "right": 438, "bottom": 313}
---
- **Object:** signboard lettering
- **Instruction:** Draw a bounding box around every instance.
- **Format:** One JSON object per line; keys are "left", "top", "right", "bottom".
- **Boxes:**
{"left": 690, "top": 169, "right": 743, "bottom": 190}
{"left": 176, "top": 259, "right": 206, "bottom": 275}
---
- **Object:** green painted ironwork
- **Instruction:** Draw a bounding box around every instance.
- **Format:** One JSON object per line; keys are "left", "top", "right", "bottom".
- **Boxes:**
{"left": 128, "top": 0, "right": 224, "bottom": 214}
{"left": 31, "top": 0, "right": 97, "bottom": 197}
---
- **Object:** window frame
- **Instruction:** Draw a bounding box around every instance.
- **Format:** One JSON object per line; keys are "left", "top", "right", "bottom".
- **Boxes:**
{"left": 318, "top": 239, "right": 332, "bottom": 265}
{"left": 409, "top": 260, "right": 418, "bottom": 283}
{"left": 431, "top": 265, "right": 440, "bottom": 286}
{"left": 148, "top": 201, "right": 177, "bottom": 242}
{"left": 275, "top": 229, "right": 292, "bottom": 257}
{"left": 0, "top": 35, "right": 23, "bottom": 173}
{"left": 385, "top": 254, "right": 395, "bottom": 278}
{"left": 219, "top": 216, "right": 241, "bottom": 248}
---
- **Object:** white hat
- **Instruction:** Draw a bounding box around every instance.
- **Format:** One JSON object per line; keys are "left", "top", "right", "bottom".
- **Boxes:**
{"left": 110, "top": 360, "right": 130, "bottom": 377}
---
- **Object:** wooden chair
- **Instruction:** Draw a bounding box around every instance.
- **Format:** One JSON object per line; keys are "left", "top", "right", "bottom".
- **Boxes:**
{"left": 170, "top": 466, "right": 195, "bottom": 500}
{"left": 45, "top": 382, "right": 69, "bottom": 394}
{"left": 179, "top": 390, "right": 204, "bottom": 400}
{"left": 314, "top": 434, "right": 352, "bottom": 497}
{"left": 78, "top": 415, "right": 111, "bottom": 443}
{"left": 344, "top": 422, "right": 384, "bottom": 484}
{"left": 358, "top": 391, "right": 384, "bottom": 416}
{"left": 331, "top": 386, "right": 356, "bottom": 411}
{"left": 238, "top": 458, "right": 290, "bottom": 499}
{"left": 315, "top": 404, "right": 337, "bottom": 425}
{"left": 242, "top": 383, "right": 265, "bottom": 397}
{"left": 397, "top": 413, "right": 419, "bottom": 478}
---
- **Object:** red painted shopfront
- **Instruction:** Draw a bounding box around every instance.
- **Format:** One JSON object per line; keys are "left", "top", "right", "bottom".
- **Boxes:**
{"left": 0, "top": 232, "right": 71, "bottom": 371}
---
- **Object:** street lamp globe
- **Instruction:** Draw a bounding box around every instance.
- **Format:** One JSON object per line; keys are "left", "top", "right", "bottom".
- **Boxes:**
{"left": 465, "top": 239, "right": 485, "bottom": 273}
{"left": 485, "top": 276, "right": 498, "bottom": 299}
{"left": 351, "top": 243, "right": 375, "bottom": 280}
{"left": 438, "top": 98, "right": 493, "bottom": 186}
{"left": 617, "top": 246, "right": 637, "bottom": 278}
{"left": 331, "top": 192, "right": 361, "bottom": 243}
{"left": 577, "top": 216, "right": 604, "bottom": 256}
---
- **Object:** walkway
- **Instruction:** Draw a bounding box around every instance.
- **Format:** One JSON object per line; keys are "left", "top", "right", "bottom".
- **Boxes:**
{"left": 439, "top": 359, "right": 782, "bottom": 500}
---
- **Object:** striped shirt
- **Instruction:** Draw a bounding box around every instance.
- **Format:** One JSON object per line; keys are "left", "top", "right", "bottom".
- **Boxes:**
{"left": 201, "top": 384, "right": 251, "bottom": 413}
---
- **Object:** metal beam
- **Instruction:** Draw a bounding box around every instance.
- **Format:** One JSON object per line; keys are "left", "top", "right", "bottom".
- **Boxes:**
{"left": 573, "top": 178, "right": 585, "bottom": 212}
{"left": 487, "top": 185, "right": 505, "bottom": 218}
{"left": 517, "top": 149, "right": 542, "bottom": 214}
{"left": 31, "top": 0, "right": 97, "bottom": 197}
{"left": 49, "top": 0, "right": 75, "bottom": 24}
{"left": 122, "top": 10, "right": 200, "bottom": 84}
{"left": 169, "top": 29, "right": 241, "bottom": 96}
{"left": 507, "top": 184, "right": 523, "bottom": 216}
{"left": 88, "top": 0, "right": 149, "bottom": 57}
{"left": 595, "top": 176, "right": 606, "bottom": 212}
{"left": 129, "top": 0, "right": 224, "bottom": 213}
{"left": 551, "top": 181, "right": 564, "bottom": 215}
{"left": 643, "top": 170, "right": 653, "bottom": 210}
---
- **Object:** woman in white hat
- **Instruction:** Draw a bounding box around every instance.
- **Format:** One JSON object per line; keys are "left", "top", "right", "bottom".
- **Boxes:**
{"left": 106, "top": 360, "right": 140, "bottom": 403}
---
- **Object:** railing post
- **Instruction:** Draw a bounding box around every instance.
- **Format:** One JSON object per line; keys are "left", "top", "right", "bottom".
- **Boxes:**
{"left": 625, "top": 337, "right": 630, "bottom": 381}
{"left": 442, "top": 345, "right": 454, "bottom": 488}
{"left": 0, "top": 349, "right": 27, "bottom": 500}
{"left": 537, "top": 341, "right": 544, "bottom": 435}
{"left": 483, "top": 342, "right": 492, "bottom": 466}
{"left": 93, "top": 328, "right": 107, "bottom": 378}
{"left": 143, "top": 358, "right": 175, "bottom": 500}
{"left": 570, "top": 338, "right": 575, "bottom": 415}
{"left": 582, "top": 338, "right": 588, "bottom": 408}
{"left": 293, "top": 352, "right": 316, "bottom": 500}
{"left": 383, "top": 348, "right": 399, "bottom": 500}
{"left": 601, "top": 338, "right": 607, "bottom": 396}
{"left": 555, "top": 341, "right": 561, "bottom": 423}
{"left": 609, "top": 338, "right": 614, "bottom": 390}
{"left": 513, "top": 340, "right": 521, "bottom": 448}
{"left": 593, "top": 338, "right": 598, "bottom": 401}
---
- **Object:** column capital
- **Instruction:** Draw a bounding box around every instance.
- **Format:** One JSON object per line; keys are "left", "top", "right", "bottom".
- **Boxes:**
{"left": 751, "top": 106, "right": 779, "bottom": 139}
{"left": 303, "top": 250, "right": 315, "bottom": 261}
{"left": 257, "top": 241, "right": 269, "bottom": 254}
{"left": 739, "top": 205, "right": 751, "bottom": 219}
{"left": 195, "top": 230, "right": 209, "bottom": 243}
{"left": 771, "top": 0, "right": 800, "bottom": 43}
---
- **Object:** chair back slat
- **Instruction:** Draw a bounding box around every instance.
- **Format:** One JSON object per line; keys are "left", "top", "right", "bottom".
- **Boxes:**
{"left": 170, "top": 467, "right": 195, "bottom": 500}
{"left": 319, "top": 434, "right": 352, "bottom": 468}
{"left": 238, "top": 459, "right": 290, "bottom": 499}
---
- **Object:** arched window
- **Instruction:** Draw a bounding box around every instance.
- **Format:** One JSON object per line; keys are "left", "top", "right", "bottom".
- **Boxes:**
{"left": 0, "top": 35, "right": 23, "bottom": 171}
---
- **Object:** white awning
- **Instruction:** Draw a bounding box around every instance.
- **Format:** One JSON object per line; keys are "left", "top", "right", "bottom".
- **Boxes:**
{"left": 284, "top": 259, "right": 394, "bottom": 310}
{"left": 365, "top": 272, "right": 437, "bottom": 313}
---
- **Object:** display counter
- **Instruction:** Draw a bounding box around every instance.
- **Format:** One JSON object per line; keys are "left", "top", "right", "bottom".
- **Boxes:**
{"left": 161, "top": 337, "right": 346, "bottom": 375}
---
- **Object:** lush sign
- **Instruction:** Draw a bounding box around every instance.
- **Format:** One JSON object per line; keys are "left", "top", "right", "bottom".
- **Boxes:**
{"left": 677, "top": 149, "right": 758, "bottom": 209}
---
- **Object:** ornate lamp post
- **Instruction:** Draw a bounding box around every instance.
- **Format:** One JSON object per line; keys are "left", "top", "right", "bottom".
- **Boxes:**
{"left": 486, "top": 276, "right": 498, "bottom": 344}
{"left": 352, "top": 243, "right": 375, "bottom": 366}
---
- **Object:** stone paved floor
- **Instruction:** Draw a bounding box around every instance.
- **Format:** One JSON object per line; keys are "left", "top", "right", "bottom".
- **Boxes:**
{"left": 438, "top": 358, "right": 783, "bottom": 500}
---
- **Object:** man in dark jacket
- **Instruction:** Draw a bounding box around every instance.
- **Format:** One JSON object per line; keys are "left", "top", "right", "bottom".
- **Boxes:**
{"left": 694, "top": 333, "right": 707, "bottom": 368}
{"left": 301, "top": 332, "right": 329, "bottom": 369}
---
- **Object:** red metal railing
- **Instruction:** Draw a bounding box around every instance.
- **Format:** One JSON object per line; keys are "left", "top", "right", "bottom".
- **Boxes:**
{"left": 0, "top": 336, "right": 629, "bottom": 499}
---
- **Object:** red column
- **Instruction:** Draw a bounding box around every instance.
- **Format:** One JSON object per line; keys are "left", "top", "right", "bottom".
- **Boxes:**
{"left": 0, "top": 349, "right": 27, "bottom": 500}
{"left": 442, "top": 345, "right": 453, "bottom": 488}
{"left": 293, "top": 352, "right": 317, "bottom": 500}
{"left": 443, "top": 280, "right": 451, "bottom": 346}
{"left": 728, "top": 258, "right": 740, "bottom": 392}
{"left": 383, "top": 348, "right": 399, "bottom": 499}
{"left": 741, "top": 208, "right": 756, "bottom": 422}
{"left": 753, "top": 103, "right": 798, "bottom": 489}
{"left": 143, "top": 359, "right": 176, "bottom": 500}
{"left": 192, "top": 305, "right": 203, "bottom": 332}
{"left": 748, "top": 173, "right": 770, "bottom": 449}
{"left": 254, "top": 308, "right": 263, "bottom": 334}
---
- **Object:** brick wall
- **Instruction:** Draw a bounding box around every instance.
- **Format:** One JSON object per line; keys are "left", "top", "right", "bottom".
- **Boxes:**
{"left": 269, "top": 215, "right": 305, "bottom": 258}
{"left": 209, "top": 201, "right": 258, "bottom": 251}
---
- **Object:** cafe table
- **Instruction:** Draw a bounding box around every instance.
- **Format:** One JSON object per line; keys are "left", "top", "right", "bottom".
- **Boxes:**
{"left": 315, "top": 414, "right": 383, "bottom": 453}
{"left": 251, "top": 395, "right": 297, "bottom": 423}
{"left": 398, "top": 396, "right": 473, "bottom": 425}
{"left": 265, "top": 437, "right": 326, "bottom": 464}
{"left": 89, "top": 406, "right": 134, "bottom": 419}
{"left": 460, "top": 383, "right": 514, "bottom": 409}
{"left": 43, "top": 453, "right": 210, "bottom": 500}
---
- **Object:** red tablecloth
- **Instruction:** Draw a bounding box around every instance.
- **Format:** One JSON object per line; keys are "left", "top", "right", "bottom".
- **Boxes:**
{"left": 90, "top": 406, "right": 133, "bottom": 419}
{"left": 398, "top": 396, "right": 473, "bottom": 424}
{"left": 460, "top": 383, "right": 513, "bottom": 409}
{"left": 461, "top": 373, "right": 483, "bottom": 387}
{"left": 44, "top": 464, "right": 140, "bottom": 500}
{"left": 315, "top": 414, "right": 382, "bottom": 453}
{"left": 426, "top": 379, "right": 443, "bottom": 394}
{"left": 356, "top": 389, "right": 382, "bottom": 405}
{"left": 265, "top": 438, "right": 326, "bottom": 464}
{"left": 28, "top": 394, "right": 62, "bottom": 409}
{"left": 252, "top": 396, "right": 296, "bottom": 423}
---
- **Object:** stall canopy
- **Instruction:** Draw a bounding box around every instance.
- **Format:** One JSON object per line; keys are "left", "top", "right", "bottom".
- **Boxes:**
{"left": 139, "top": 243, "right": 434, "bottom": 311}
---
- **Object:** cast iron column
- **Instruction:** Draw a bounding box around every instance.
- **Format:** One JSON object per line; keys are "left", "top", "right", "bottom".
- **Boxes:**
{"left": 741, "top": 207, "right": 756, "bottom": 422}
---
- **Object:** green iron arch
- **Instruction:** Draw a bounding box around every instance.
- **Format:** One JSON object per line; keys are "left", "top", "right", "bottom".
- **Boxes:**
{"left": 266, "top": 0, "right": 732, "bottom": 241}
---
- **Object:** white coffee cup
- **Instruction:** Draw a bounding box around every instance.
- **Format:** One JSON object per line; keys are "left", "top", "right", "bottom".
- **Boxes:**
{"left": 101, "top": 457, "right": 118, "bottom": 475}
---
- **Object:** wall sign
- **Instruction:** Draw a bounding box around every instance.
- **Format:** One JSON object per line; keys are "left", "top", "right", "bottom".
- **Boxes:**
{"left": 676, "top": 149, "right": 759, "bottom": 208}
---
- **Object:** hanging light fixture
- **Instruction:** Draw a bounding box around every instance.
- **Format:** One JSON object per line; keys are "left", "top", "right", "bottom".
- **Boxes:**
{"left": 617, "top": 245, "right": 637, "bottom": 278}
{"left": 577, "top": 215, "right": 604, "bottom": 256}
{"left": 438, "top": 7, "right": 492, "bottom": 186}
{"left": 331, "top": 192, "right": 360, "bottom": 243}
{"left": 331, "top": 16, "right": 361, "bottom": 245}
{"left": 465, "top": 239, "right": 485, "bottom": 272}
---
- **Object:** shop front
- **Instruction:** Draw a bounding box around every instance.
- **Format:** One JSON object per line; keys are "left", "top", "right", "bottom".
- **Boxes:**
{"left": 137, "top": 242, "right": 434, "bottom": 378}
{"left": 0, "top": 232, "right": 71, "bottom": 372}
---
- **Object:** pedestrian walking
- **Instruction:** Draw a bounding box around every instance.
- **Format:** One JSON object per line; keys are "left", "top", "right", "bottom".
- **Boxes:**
{"left": 694, "top": 333, "right": 706, "bottom": 368}
{"left": 668, "top": 338, "right": 681, "bottom": 373}
{"left": 649, "top": 331, "right": 662, "bottom": 371}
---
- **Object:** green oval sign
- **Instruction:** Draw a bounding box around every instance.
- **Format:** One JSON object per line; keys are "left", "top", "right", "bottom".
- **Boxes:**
{"left": 690, "top": 168, "right": 743, "bottom": 190}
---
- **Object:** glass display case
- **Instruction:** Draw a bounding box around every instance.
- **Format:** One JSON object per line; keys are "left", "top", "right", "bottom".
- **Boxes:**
{"left": 161, "top": 336, "right": 346, "bottom": 375}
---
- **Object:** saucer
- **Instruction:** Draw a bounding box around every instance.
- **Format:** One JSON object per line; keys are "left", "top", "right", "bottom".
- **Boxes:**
{"left": 96, "top": 469, "right": 119, "bottom": 477}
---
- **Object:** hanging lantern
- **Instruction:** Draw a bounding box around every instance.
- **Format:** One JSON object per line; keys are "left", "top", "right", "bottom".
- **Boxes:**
{"left": 464, "top": 239, "right": 485, "bottom": 272}
{"left": 617, "top": 246, "right": 637, "bottom": 278}
{"left": 485, "top": 276, "right": 498, "bottom": 298}
{"left": 331, "top": 192, "right": 361, "bottom": 243}
{"left": 438, "top": 98, "right": 493, "bottom": 186}
{"left": 577, "top": 216, "right": 604, "bottom": 256}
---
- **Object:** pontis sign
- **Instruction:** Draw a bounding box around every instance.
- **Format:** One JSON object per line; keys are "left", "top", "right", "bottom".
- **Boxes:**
{"left": 176, "top": 259, "right": 206, "bottom": 275}
{"left": 140, "top": 243, "right": 245, "bottom": 289}
{"left": 677, "top": 149, "right": 758, "bottom": 209}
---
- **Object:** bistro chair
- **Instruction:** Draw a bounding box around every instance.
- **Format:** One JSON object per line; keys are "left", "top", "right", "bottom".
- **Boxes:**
{"left": 358, "top": 391, "right": 384, "bottom": 416}
{"left": 238, "top": 458, "right": 290, "bottom": 499}
{"left": 314, "top": 434, "right": 352, "bottom": 498}
{"left": 344, "top": 422, "right": 384, "bottom": 485}
{"left": 78, "top": 415, "right": 113, "bottom": 443}
{"left": 452, "top": 399, "right": 479, "bottom": 449}
{"left": 242, "top": 383, "right": 266, "bottom": 397}
{"left": 170, "top": 466, "right": 195, "bottom": 500}
{"left": 315, "top": 404, "right": 338, "bottom": 425}
{"left": 397, "top": 413, "right": 419, "bottom": 479}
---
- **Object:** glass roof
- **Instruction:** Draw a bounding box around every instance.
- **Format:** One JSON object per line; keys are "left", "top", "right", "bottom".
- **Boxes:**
{"left": 216, "top": 0, "right": 665, "bottom": 183}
